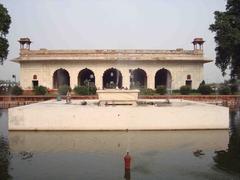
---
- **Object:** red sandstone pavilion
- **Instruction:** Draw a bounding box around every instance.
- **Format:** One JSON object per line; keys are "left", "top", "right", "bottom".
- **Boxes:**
{"left": 13, "top": 37, "right": 211, "bottom": 90}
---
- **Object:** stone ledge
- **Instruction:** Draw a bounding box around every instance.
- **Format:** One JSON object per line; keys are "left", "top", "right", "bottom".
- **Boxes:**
{"left": 8, "top": 99, "right": 229, "bottom": 131}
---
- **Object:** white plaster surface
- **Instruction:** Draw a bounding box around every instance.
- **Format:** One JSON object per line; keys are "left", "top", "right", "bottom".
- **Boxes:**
{"left": 15, "top": 49, "right": 209, "bottom": 90}
{"left": 19, "top": 60, "right": 204, "bottom": 90}
{"left": 97, "top": 89, "right": 139, "bottom": 105}
{"left": 8, "top": 99, "right": 229, "bottom": 131}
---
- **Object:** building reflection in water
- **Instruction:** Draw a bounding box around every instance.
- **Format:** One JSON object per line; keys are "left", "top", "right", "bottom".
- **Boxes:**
{"left": 214, "top": 110, "right": 240, "bottom": 174}
{"left": 0, "top": 136, "right": 11, "bottom": 179}
{"left": 8, "top": 126, "right": 230, "bottom": 179}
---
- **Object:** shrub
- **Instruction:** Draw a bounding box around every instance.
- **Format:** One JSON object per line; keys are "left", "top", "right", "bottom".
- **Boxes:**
{"left": 34, "top": 85, "right": 48, "bottom": 95}
{"left": 230, "top": 83, "right": 239, "bottom": 94}
{"left": 89, "top": 86, "right": 97, "bottom": 95}
{"left": 156, "top": 85, "right": 167, "bottom": 95}
{"left": 172, "top": 89, "right": 180, "bottom": 94}
{"left": 190, "top": 89, "right": 199, "bottom": 94}
{"left": 140, "top": 88, "right": 155, "bottom": 95}
{"left": 180, "top": 85, "right": 191, "bottom": 95}
{"left": 73, "top": 85, "right": 96, "bottom": 95}
{"left": 219, "top": 86, "right": 231, "bottom": 95}
{"left": 198, "top": 85, "right": 212, "bottom": 95}
{"left": 199, "top": 80, "right": 205, "bottom": 87}
{"left": 11, "top": 86, "right": 23, "bottom": 95}
{"left": 74, "top": 86, "right": 89, "bottom": 95}
{"left": 58, "top": 85, "right": 71, "bottom": 95}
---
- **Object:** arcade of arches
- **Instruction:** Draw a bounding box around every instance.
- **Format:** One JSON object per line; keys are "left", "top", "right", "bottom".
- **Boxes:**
{"left": 15, "top": 38, "right": 208, "bottom": 91}
{"left": 51, "top": 68, "right": 184, "bottom": 90}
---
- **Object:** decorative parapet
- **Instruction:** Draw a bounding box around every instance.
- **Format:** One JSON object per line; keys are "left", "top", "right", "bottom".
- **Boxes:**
{"left": 13, "top": 37, "right": 211, "bottom": 63}
{"left": 14, "top": 48, "right": 210, "bottom": 63}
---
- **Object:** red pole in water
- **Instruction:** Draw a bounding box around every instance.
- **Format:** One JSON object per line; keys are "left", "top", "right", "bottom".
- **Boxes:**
{"left": 124, "top": 152, "right": 131, "bottom": 170}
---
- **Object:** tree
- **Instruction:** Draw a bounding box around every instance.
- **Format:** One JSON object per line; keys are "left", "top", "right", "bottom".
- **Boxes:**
{"left": 209, "top": 0, "right": 240, "bottom": 79}
{"left": 0, "top": 3, "right": 11, "bottom": 65}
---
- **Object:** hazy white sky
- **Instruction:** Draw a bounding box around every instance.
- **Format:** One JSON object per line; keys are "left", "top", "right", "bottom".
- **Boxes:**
{"left": 0, "top": 0, "right": 228, "bottom": 83}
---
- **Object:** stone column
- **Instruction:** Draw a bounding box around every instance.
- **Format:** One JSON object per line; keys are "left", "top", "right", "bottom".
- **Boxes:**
{"left": 147, "top": 74, "right": 155, "bottom": 89}
{"left": 169, "top": 72, "right": 175, "bottom": 90}
{"left": 70, "top": 71, "right": 78, "bottom": 89}
{"left": 95, "top": 72, "right": 103, "bottom": 90}
{"left": 122, "top": 70, "right": 130, "bottom": 89}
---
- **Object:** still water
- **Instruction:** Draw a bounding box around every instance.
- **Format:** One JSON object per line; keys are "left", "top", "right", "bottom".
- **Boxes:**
{"left": 0, "top": 109, "right": 240, "bottom": 180}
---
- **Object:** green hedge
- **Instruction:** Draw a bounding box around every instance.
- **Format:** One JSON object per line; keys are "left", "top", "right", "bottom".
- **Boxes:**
{"left": 11, "top": 86, "right": 23, "bottom": 95}
{"left": 156, "top": 85, "right": 167, "bottom": 95}
{"left": 180, "top": 85, "right": 191, "bottom": 95}
{"left": 58, "top": 85, "right": 71, "bottom": 95}
{"left": 219, "top": 86, "right": 231, "bottom": 95}
{"left": 89, "top": 86, "right": 97, "bottom": 95}
{"left": 172, "top": 89, "right": 180, "bottom": 94}
{"left": 230, "top": 83, "right": 239, "bottom": 94}
{"left": 73, "top": 86, "right": 96, "bottom": 95}
{"left": 140, "top": 88, "right": 155, "bottom": 95}
{"left": 34, "top": 86, "right": 48, "bottom": 95}
{"left": 198, "top": 85, "right": 212, "bottom": 95}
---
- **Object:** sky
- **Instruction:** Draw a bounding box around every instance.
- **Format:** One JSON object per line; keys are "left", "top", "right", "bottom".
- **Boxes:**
{"left": 0, "top": 0, "right": 228, "bottom": 83}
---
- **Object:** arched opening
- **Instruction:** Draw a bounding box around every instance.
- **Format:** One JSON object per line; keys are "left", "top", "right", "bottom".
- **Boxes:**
{"left": 78, "top": 68, "right": 95, "bottom": 87}
{"left": 103, "top": 68, "right": 122, "bottom": 89}
{"left": 130, "top": 68, "right": 147, "bottom": 89}
{"left": 186, "top": 74, "right": 192, "bottom": 87}
{"left": 32, "top": 74, "right": 38, "bottom": 88}
{"left": 53, "top": 68, "right": 70, "bottom": 89}
{"left": 155, "top": 68, "right": 172, "bottom": 89}
{"left": 33, "top": 75, "right": 37, "bottom": 80}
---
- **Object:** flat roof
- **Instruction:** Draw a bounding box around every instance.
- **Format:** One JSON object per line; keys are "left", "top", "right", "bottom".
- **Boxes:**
{"left": 13, "top": 48, "right": 212, "bottom": 63}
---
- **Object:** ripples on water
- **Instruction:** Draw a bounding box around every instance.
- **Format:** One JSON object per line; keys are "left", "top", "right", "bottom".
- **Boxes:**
{"left": 0, "top": 109, "right": 240, "bottom": 179}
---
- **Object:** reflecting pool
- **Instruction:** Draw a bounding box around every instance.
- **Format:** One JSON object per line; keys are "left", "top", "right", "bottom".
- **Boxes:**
{"left": 0, "top": 109, "right": 240, "bottom": 179}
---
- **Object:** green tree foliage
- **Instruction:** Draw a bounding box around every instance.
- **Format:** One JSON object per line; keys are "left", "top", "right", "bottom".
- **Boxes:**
{"left": 198, "top": 85, "right": 212, "bottom": 95}
{"left": 219, "top": 85, "right": 231, "bottom": 95}
{"left": 0, "top": 3, "right": 11, "bottom": 65}
{"left": 199, "top": 80, "right": 205, "bottom": 87}
{"left": 209, "top": 0, "right": 240, "bottom": 79}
